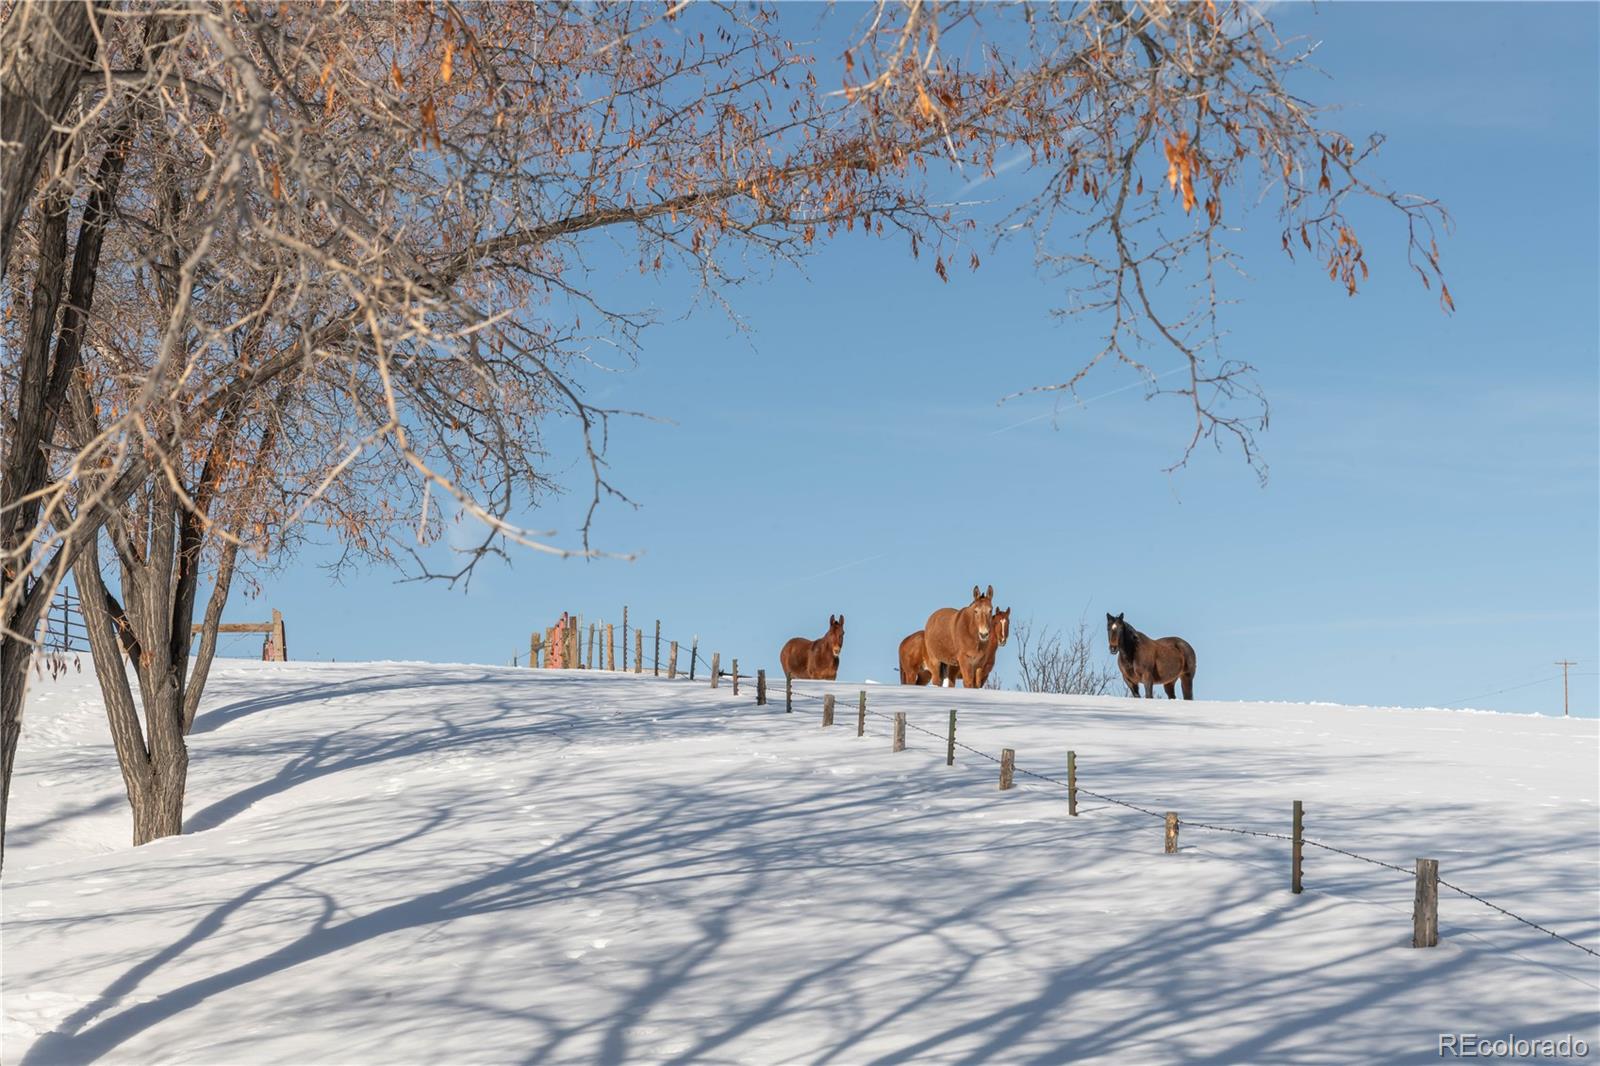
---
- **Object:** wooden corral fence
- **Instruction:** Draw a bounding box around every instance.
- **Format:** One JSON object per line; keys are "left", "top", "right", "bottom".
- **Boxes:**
{"left": 192, "top": 608, "right": 287, "bottom": 661}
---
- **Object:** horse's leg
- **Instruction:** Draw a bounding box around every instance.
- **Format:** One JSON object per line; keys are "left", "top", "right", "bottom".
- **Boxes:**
{"left": 1164, "top": 681, "right": 1176, "bottom": 699}
{"left": 1143, "top": 681, "right": 1154, "bottom": 698}
{"left": 1181, "top": 673, "right": 1194, "bottom": 700}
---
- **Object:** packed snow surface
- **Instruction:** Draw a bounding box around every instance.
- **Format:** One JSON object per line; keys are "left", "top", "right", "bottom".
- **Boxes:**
{"left": 4, "top": 660, "right": 1597, "bottom": 1064}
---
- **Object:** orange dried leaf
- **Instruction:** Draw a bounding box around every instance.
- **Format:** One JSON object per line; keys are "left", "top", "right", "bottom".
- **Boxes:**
{"left": 441, "top": 40, "right": 454, "bottom": 84}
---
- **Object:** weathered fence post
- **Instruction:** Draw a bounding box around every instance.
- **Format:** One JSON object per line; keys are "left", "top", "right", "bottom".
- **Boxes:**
{"left": 823, "top": 694, "right": 835, "bottom": 727}
{"left": 1292, "top": 800, "right": 1304, "bottom": 894}
{"left": 732, "top": 659, "right": 740, "bottom": 696}
{"left": 270, "top": 608, "right": 287, "bottom": 661}
{"left": 1164, "top": 812, "right": 1180, "bottom": 854}
{"left": 710, "top": 652, "right": 720, "bottom": 688}
{"left": 531, "top": 632, "right": 542, "bottom": 669}
{"left": 668, "top": 641, "right": 678, "bottom": 679}
{"left": 654, "top": 620, "right": 662, "bottom": 676}
{"left": 756, "top": 669, "right": 767, "bottom": 706}
{"left": 858, "top": 691, "right": 866, "bottom": 738}
{"left": 634, "top": 630, "right": 643, "bottom": 674}
{"left": 607, "top": 624, "right": 616, "bottom": 671}
{"left": 946, "top": 709, "right": 956, "bottom": 766}
{"left": 1413, "top": 858, "right": 1439, "bottom": 947}
{"left": 999, "top": 748, "right": 1015, "bottom": 790}
{"left": 622, "top": 606, "right": 629, "bottom": 671}
{"left": 689, "top": 637, "right": 698, "bottom": 681}
{"left": 893, "top": 712, "right": 906, "bottom": 752}
{"left": 588, "top": 623, "right": 597, "bottom": 670}
{"left": 569, "top": 621, "right": 579, "bottom": 670}
{"left": 1067, "top": 751, "right": 1078, "bottom": 816}
{"left": 785, "top": 675, "right": 792, "bottom": 713}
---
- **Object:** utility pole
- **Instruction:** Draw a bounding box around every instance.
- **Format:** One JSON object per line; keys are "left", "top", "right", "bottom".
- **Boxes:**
{"left": 1555, "top": 660, "right": 1575, "bottom": 717}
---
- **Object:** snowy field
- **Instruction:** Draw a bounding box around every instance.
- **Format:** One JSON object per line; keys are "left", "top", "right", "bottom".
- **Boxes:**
{"left": 4, "top": 659, "right": 1597, "bottom": 1065}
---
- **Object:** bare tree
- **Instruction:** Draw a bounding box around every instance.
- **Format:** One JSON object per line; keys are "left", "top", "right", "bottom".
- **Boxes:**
{"left": 1013, "top": 618, "right": 1119, "bottom": 697}
{"left": 1, "top": 2, "right": 1451, "bottom": 867}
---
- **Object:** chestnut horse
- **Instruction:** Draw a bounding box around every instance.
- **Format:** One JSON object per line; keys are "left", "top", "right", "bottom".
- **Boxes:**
{"left": 924, "top": 585, "right": 996, "bottom": 688}
{"left": 966, "top": 606, "right": 1011, "bottom": 688}
{"left": 781, "top": 614, "right": 845, "bottom": 680}
{"left": 898, "top": 630, "right": 934, "bottom": 685}
{"left": 1106, "top": 612, "right": 1196, "bottom": 699}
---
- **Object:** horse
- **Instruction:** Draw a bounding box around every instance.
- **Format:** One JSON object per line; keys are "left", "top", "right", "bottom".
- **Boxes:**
{"left": 780, "top": 614, "right": 845, "bottom": 680}
{"left": 898, "top": 630, "right": 934, "bottom": 685}
{"left": 1106, "top": 612, "right": 1196, "bottom": 699}
{"left": 924, "top": 585, "right": 996, "bottom": 688}
{"left": 966, "top": 606, "right": 1011, "bottom": 688}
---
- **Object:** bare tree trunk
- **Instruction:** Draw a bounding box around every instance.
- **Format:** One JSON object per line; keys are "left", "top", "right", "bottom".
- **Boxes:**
{"left": 0, "top": 1, "right": 97, "bottom": 280}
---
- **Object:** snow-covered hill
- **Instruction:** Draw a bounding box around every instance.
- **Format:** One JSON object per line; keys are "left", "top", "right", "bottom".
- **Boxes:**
{"left": 4, "top": 660, "right": 1597, "bottom": 1064}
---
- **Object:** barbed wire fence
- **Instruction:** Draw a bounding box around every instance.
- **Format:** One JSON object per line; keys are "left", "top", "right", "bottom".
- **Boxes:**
{"left": 517, "top": 616, "right": 1598, "bottom": 961}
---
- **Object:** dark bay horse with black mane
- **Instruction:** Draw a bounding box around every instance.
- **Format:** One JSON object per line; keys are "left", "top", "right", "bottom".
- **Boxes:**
{"left": 1107, "top": 612, "right": 1196, "bottom": 699}
{"left": 781, "top": 615, "right": 845, "bottom": 680}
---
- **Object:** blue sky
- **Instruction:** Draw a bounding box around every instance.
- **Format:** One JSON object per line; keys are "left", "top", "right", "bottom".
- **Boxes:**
{"left": 225, "top": 3, "right": 1598, "bottom": 717}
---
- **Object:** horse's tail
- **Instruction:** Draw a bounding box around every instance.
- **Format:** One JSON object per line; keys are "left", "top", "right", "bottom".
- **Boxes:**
{"left": 1180, "top": 639, "right": 1197, "bottom": 699}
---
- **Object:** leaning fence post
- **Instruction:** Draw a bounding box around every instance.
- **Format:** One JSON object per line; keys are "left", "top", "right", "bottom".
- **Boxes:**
{"left": 668, "top": 641, "right": 678, "bottom": 679}
{"left": 756, "top": 669, "right": 766, "bottom": 705}
{"left": 1292, "top": 800, "right": 1304, "bottom": 894}
{"left": 785, "top": 675, "right": 792, "bottom": 713}
{"left": 893, "top": 712, "right": 906, "bottom": 752}
{"left": 999, "top": 748, "right": 1015, "bottom": 790}
{"left": 607, "top": 624, "right": 616, "bottom": 671}
{"left": 710, "top": 652, "right": 721, "bottom": 688}
{"left": 1063, "top": 752, "right": 1078, "bottom": 816}
{"left": 732, "top": 659, "right": 740, "bottom": 696}
{"left": 1165, "top": 812, "right": 1180, "bottom": 854}
{"left": 689, "top": 637, "right": 698, "bottom": 681}
{"left": 654, "top": 620, "right": 662, "bottom": 676}
{"left": 634, "top": 629, "right": 643, "bottom": 674}
{"left": 946, "top": 709, "right": 956, "bottom": 766}
{"left": 823, "top": 694, "right": 835, "bottom": 727}
{"left": 857, "top": 691, "right": 866, "bottom": 737}
{"left": 1413, "top": 858, "right": 1439, "bottom": 947}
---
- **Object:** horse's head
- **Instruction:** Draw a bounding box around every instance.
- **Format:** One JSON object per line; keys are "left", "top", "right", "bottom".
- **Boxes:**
{"left": 969, "top": 584, "right": 995, "bottom": 643}
{"left": 992, "top": 607, "right": 1012, "bottom": 647}
{"left": 827, "top": 614, "right": 845, "bottom": 665}
{"left": 1106, "top": 612, "right": 1126, "bottom": 654}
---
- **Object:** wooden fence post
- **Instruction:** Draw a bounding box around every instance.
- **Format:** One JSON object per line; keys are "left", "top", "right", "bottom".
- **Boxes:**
{"left": 858, "top": 691, "right": 866, "bottom": 738}
{"left": 946, "top": 709, "right": 956, "bottom": 766}
{"left": 1164, "top": 812, "right": 1180, "bottom": 854}
{"left": 668, "top": 641, "right": 678, "bottom": 679}
{"left": 607, "top": 625, "right": 616, "bottom": 671}
{"left": 622, "top": 606, "right": 629, "bottom": 672}
{"left": 654, "top": 619, "right": 661, "bottom": 676}
{"left": 999, "top": 748, "right": 1015, "bottom": 790}
{"left": 893, "top": 712, "right": 906, "bottom": 752}
{"left": 1292, "top": 800, "right": 1304, "bottom": 894}
{"left": 689, "top": 637, "right": 698, "bottom": 681}
{"left": 530, "top": 632, "right": 541, "bottom": 669}
{"left": 271, "top": 608, "right": 287, "bottom": 661}
{"left": 588, "top": 623, "right": 596, "bottom": 670}
{"left": 568, "top": 622, "right": 579, "bottom": 670}
{"left": 1413, "top": 859, "right": 1439, "bottom": 947}
{"left": 634, "top": 630, "right": 643, "bottom": 674}
{"left": 756, "top": 669, "right": 767, "bottom": 706}
{"left": 732, "top": 659, "right": 740, "bottom": 696}
{"left": 823, "top": 694, "right": 835, "bottom": 727}
{"left": 710, "top": 652, "right": 720, "bottom": 688}
{"left": 785, "top": 675, "right": 792, "bottom": 713}
{"left": 1067, "top": 751, "right": 1078, "bottom": 816}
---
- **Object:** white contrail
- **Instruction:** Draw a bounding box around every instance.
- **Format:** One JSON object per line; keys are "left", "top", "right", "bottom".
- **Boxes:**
{"left": 778, "top": 553, "right": 888, "bottom": 588}
{"left": 991, "top": 366, "right": 1188, "bottom": 435}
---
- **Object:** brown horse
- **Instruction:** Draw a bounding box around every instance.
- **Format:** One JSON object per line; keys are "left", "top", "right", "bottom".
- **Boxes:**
{"left": 898, "top": 630, "right": 934, "bottom": 685}
{"left": 924, "top": 585, "right": 996, "bottom": 688}
{"left": 1106, "top": 612, "right": 1196, "bottom": 699}
{"left": 967, "top": 606, "right": 1011, "bottom": 688}
{"left": 781, "top": 614, "right": 845, "bottom": 680}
